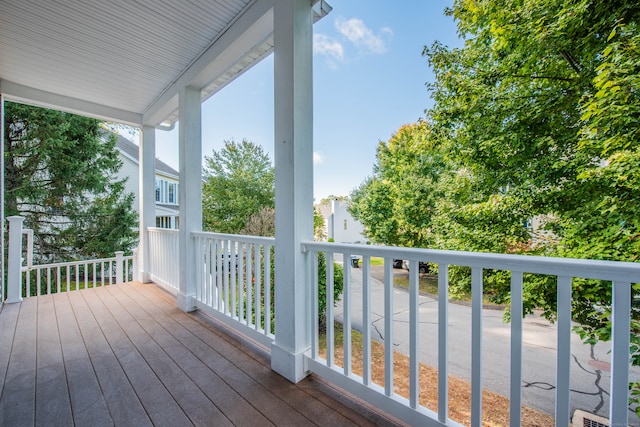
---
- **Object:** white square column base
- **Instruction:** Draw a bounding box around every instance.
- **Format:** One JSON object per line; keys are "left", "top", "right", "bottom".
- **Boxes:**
{"left": 271, "top": 341, "right": 310, "bottom": 383}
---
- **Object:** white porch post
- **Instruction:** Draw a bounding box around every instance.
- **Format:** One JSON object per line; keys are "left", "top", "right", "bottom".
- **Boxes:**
{"left": 6, "top": 216, "right": 24, "bottom": 303}
{"left": 177, "top": 86, "right": 202, "bottom": 312}
{"left": 271, "top": 0, "right": 314, "bottom": 383}
{"left": 138, "top": 125, "right": 156, "bottom": 282}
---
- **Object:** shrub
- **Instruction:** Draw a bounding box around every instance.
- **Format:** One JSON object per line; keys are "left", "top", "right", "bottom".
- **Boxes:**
{"left": 316, "top": 251, "right": 344, "bottom": 329}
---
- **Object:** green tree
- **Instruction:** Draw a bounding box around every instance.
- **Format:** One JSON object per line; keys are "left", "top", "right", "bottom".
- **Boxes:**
{"left": 235, "top": 192, "right": 342, "bottom": 328}
{"left": 202, "top": 139, "right": 275, "bottom": 233}
{"left": 350, "top": 122, "right": 449, "bottom": 248}
{"left": 314, "top": 206, "right": 326, "bottom": 241}
{"left": 3, "top": 102, "right": 137, "bottom": 262}
{"left": 423, "top": 1, "right": 640, "bottom": 262}
{"left": 353, "top": 2, "right": 639, "bottom": 409}
{"left": 422, "top": 1, "right": 640, "bottom": 410}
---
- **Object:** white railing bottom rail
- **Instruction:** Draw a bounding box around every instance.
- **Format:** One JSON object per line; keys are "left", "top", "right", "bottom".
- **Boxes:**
{"left": 302, "top": 241, "right": 639, "bottom": 427}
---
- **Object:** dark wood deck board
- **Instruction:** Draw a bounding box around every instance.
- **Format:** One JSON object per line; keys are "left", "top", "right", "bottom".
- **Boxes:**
{"left": 35, "top": 295, "right": 73, "bottom": 425}
{"left": 116, "top": 284, "right": 309, "bottom": 426}
{"left": 69, "top": 290, "right": 152, "bottom": 427}
{"left": 54, "top": 291, "right": 113, "bottom": 427}
{"left": 107, "top": 285, "right": 271, "bottom": 426}
{"left": 1, "top": 298, "right": 37, "bottom": 426}
{"left": 0, "top": 282, "right": 404, "bottom": 427}
{"left": 78, "top": 286, "right": 193, "bottom": 427}
{"left": 93, "top": 286, "right": 232, "bottom": 427}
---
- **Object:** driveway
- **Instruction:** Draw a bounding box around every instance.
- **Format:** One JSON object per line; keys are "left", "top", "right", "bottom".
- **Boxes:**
{"left": 333, "top": 263, "right": 640, "bottom": 424}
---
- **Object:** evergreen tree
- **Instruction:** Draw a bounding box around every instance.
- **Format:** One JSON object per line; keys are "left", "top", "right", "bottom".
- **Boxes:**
{"left": 4, "top": 102, "right": 137, "bottom": 262}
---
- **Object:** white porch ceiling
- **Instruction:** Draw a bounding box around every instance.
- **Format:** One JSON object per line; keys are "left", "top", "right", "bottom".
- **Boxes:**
{"left": 0, "top": 0, "right": 330, "bottom": 127}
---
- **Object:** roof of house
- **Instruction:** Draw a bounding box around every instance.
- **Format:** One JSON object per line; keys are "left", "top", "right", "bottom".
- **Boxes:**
{"left": 115, "top": 133, "right": 179, "bottom": 178}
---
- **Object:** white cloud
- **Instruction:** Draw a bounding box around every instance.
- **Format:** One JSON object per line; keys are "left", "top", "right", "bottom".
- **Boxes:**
{"left": 334, "top": 17, "right": 391, "bottom": 55}
{"left": 313, "top": 33, "right": 344, "bottom": 61}
{"left": 313, "top": 151, "right": 325, "bottom": 165}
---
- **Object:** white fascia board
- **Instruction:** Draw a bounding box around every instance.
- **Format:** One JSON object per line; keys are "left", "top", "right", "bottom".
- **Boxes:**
{"left": 155, "top": 205, "right": 179, "bottom": 216}
{"left": 0, "top": 80, "right": 142, "bottom": 126}
{"left": 142, "top": 0, "right": 274, "bottom": 127}
{"left": 156, "top": 170, "right": 179, "bottom": 181}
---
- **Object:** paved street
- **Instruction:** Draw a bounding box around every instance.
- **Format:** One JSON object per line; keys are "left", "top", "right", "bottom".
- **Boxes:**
{"left": 333, "top": 263, "right": 640, "bottom": 425}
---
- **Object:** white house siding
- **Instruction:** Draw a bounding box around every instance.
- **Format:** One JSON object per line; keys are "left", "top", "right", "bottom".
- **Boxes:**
{"left": 316, "top": 199, "right": 366, "bottom": 244}
{"left": 119, "top": 152, "right": 141, "bottom": 210}
{"left": 115, "top": 134, "right": 179, "bottom": 229}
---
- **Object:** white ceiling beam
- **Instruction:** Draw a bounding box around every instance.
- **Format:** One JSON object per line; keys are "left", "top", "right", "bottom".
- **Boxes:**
{"left": 0, "top": 80, "right": 142, "bottom": 126}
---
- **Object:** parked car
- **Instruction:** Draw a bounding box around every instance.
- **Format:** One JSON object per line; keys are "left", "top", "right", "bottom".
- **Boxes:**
{"left": 392, "top": 259, "right": 404, "bottom": 269}
{"left": 402, "top": 260, "right": 431, "bottom": 274}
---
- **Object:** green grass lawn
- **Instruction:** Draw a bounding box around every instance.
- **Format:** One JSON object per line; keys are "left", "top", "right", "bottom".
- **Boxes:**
{"left": 393, "top": 273, "right": 497, "bottom": 305}
{"left": 393, "top": 274, "right": 439, "bottom": 294}
{"left": 369, "top": 257, "right": 385, "bottom": 266}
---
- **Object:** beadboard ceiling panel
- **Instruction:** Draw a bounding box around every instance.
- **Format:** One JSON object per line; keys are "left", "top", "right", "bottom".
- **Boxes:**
{"left": 0, "top": 0, "right": 330, "bottom": 126}
{"left": 0, "top": 0, "right": 257, "bottom": 125}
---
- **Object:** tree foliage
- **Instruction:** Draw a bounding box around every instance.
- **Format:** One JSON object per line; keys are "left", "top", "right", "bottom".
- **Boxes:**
{"left": 351, "top": 1, "right": 640, "bottom": 408}
{"left": 202, "top": 139, "right": 275, "bottom": 234}
{"left": 3, "top": 102, "right": 137, "bottom": 262}
{"left": 423, "top": 1, "right": 640, "bottom": 263}
{"left": 314, "top": 206, "right": 327, "bottom": 241}
{"left": 421, "top": 0, "right": 640, "bottom": 332}
{"left": 204, "top": 140, "right": 343, "bottom": 324}
{"left": 350, "top": 122, "right": 449, "bottom": 248}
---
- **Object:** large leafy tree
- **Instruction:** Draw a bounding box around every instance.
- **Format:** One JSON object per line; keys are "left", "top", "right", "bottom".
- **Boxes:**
{"left": 209, "top": 145, "right": 342, "bottom": 326}
{"left": 423, "top": 0, "right": 640, "bottom": 410}
{"left": 423, "top": 0, "right": 640, "bottom": 261}
{"left": 202, "top": 139, "right": 275, "bottom": 233}
{"left": 423, "top": 0, "right": 640, "bottom": 306}
{"left": 4, "top": 102, "right": 137, "bottom": 262}
{"left": 350, "top": 122, "right": 449, "bottom": 248}
{"left": 352, "top": 2, "right": 640, "bottom": 409}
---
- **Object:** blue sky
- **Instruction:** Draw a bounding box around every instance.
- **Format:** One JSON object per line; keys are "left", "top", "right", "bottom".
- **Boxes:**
{"left": 154, "top": 1, "right": 462, "bottom": 201}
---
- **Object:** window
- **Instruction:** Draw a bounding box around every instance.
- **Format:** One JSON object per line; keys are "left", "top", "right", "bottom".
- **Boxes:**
{"left": 155, "top": 179, "right": 178, "bottom": 205}
{"left": 168, "top": 182, "right": 177, "bottom": 204}
{"left": 156, "top": 216, "right": 172, "bottom": 228}
{"left": 344, "top": 219, "right": 348, "bottom": 230}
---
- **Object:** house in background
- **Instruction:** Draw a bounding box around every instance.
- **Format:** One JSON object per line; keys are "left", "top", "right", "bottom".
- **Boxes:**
{"left": 115, "top": 134, "right": 179, "bottom": 229}
{"left": 316, "top": 198, "right": 365, "bottom": 243}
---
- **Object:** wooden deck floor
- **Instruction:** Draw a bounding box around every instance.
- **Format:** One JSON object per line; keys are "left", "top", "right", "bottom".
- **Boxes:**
{"left": 0, "top": 282, "right": 403, "bottom": 426}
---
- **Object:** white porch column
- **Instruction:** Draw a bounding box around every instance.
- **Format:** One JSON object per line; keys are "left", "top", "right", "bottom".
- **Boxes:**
{"left": 177, "top": 86, "right": 202, "bottom": 312}
{"left": 138, "top": 126, "right": 156, "bottom": 282}
{"left": 271, "top": 0, "right": 314, "bottom": 383}
{"left": 6, "top": 216, "right": 24, "bottom": 303}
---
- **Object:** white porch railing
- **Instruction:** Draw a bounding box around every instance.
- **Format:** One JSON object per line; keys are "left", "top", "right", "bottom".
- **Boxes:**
{"left": 191, "top": 231, "right": 275, "bottom": 348}
{"left": 301, "top": 241, "right": 639, "bottom": 427}
{"left": 20, "top": 252, "right": 134, "bottom": 297}
{"left": 148, "top": 227, "right": 180, "bottom": 293}
{"left": 3, "top": 216, "right": 134, "bottom": 300}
